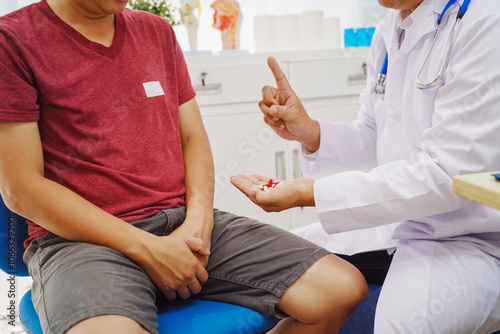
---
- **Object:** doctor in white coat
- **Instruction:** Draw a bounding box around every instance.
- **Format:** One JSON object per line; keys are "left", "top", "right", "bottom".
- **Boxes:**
{"left": 231, "top": 0, "right": 500, "bottom": 332}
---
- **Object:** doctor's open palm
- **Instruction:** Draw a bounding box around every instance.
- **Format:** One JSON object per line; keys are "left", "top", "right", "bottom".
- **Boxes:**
{"left": 260, "top": 57, "right": 321, "bottom": 152}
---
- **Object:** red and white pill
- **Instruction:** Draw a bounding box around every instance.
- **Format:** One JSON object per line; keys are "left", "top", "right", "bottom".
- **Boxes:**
{"left": 259, "top": 179, "right": 280, "bottom": 192}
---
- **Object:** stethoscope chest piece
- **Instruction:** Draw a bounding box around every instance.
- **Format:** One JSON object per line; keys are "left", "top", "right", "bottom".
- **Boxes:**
{"left": 371, "top": 73, "right": 387, "bottom": 99}
{"left": 371, "top": 53, "right": 389, "bottom": 99}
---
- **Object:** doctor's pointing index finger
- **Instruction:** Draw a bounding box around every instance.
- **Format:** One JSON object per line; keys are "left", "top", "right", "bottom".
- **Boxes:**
{"left": 260, "top": 56, "right": 321, "bottom": 152}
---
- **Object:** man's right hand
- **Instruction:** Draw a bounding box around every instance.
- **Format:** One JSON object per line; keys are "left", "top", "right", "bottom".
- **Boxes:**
{"left": 260, "top": 56, "right": 321, "bottom": 152}
{"left": 131, "top": 234, "right": 210, "bottom": 301}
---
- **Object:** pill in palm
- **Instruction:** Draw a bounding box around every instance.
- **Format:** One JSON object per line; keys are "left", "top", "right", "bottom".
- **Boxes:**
{"left": 259, "top": 179, "right": 280, "bottom": 192}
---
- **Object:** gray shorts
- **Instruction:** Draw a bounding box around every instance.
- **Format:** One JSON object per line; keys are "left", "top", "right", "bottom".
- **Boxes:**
{"left": 23, "top": 207, "right": 330, "bottom": 334}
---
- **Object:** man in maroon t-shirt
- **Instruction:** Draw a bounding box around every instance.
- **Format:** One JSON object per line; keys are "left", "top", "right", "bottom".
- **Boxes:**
{"left": 0, "top": 1, "right": 369, "bottom": 333}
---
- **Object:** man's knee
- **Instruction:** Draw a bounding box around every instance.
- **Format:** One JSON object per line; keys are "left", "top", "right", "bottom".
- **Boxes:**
{"left": 277, "top": 254, "right": 369, "bottom": 324}
{"left": 315, "top": 254, "right": 370, "bottom": 313}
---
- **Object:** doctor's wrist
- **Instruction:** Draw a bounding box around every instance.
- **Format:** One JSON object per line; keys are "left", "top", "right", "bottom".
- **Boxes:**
{"left": 299, "top": 119, "right": 321, "bottom": 153}
{"left": 294, "top": 178, "right": 315, "bottom": 207}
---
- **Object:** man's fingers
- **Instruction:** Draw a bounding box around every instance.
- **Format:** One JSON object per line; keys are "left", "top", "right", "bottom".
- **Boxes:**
{"left": 196, "top": 268, "right": 209, "bottom": 286}
{"left": 185, "top": 237, "right": 210, "bottom": 256}
{"left": 176, "top": 285, "right": 192, "bottom": 300}
{"left": 164, "top": 289, "right": 176, "bottom": 301}
{"left": 267, "top": 56, "right": 292, "bottom": 93}
{"left": 188, "top": 279, "right": 203, "bottom": 295}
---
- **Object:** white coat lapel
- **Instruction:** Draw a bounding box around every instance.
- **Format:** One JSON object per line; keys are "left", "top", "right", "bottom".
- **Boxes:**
{"left": 395, "top": 0, "right": 439, "bottom": 62}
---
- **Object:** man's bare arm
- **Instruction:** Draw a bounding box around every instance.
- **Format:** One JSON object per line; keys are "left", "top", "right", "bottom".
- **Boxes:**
{"left": 0, "top": 120, "right": 209, "bottom": 299}
{"left": 171, "top": 98, "right": 215, "bottom": 267}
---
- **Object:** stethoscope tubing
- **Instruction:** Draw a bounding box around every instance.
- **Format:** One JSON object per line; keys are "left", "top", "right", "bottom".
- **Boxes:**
{"left": 373, "top": 0, "right": 471, "bottom": 95}
{"left": 416, "top": 0, "right": 470, "bottom": 89}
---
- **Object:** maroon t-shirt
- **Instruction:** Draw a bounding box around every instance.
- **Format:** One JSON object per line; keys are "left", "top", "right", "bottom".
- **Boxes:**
{"left": 0, "top": 1, "right": 196, "bottom": 247}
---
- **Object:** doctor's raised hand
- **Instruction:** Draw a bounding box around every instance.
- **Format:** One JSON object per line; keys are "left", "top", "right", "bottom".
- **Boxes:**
{"left": 260, "top": 56, "right": 320, "bottom": 152}
{"left": 231, "top": 56, "right": 318, "bottom": 211}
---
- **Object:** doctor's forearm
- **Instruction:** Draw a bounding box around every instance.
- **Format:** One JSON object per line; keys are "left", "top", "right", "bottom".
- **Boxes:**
{"left": 299, "top": 178, "right": 316, "bottom": 207}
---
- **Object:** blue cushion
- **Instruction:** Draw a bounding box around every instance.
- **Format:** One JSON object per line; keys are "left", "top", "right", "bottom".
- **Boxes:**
{"left": 19, "top": 290, "right": 43, "bottom": 334}
{"left": 157, "top": 298, "right": 280, "bottom": 334}
{"left": 367, "top": 284, "right": 382, "bottom": 294}
{"left": 20, "top": 289, "right": 279, "bottom": 334}
{"left": 17, "top": 282, "right": 500, "bottom": 334}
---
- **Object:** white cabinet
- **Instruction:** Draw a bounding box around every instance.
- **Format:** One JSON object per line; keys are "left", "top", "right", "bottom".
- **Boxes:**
{"left": 185, "top": 48, "right": 369, "bottom": 230}
{"left": 201, "top": 106, "right": 292, "bottom": 230}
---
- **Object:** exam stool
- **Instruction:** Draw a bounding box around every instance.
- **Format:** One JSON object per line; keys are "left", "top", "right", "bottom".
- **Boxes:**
{"left": 0, "top": 197, "right": 280, "bottom": 334}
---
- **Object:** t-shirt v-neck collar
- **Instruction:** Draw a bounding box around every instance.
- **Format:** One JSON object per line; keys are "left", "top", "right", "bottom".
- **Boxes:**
{"left": 37, "top": 0, "right": 125, "bottom": 59}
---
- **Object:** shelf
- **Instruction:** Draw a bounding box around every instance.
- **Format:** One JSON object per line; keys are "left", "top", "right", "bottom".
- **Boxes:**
{"left": 452, "top": 172, "right": 500, "bottom": 211}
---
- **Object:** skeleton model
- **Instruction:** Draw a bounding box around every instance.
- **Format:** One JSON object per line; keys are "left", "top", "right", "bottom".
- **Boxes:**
{"left": 180, "top": 0, "right": 201, "bottom": 51}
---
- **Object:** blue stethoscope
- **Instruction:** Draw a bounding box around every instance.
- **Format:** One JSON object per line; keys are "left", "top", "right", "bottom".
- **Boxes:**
{"left": 371, "top": 0, "right": 471, "bottom": 97}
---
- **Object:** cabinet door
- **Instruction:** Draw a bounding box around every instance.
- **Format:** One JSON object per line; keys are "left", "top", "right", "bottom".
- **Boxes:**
{"left": 284, "top": 54, "right": 366, "bottom": 230}
{"left": 289, "top": 96, "right": 362, "bottom": 230}
{"left": 202, "top": 105, "right": 293, "bottom": 230}
{"left": 192, "top": 50, "right": 369, "bottom": 231}
{"left": 287, "top": 54, "right": 368, "bottom": 100}
{"left": 186, "top": 55, "right": 278, "bottom": 108}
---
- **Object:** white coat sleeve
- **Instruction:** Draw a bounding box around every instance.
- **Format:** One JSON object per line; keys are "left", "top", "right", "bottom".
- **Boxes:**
{"left": 299, "top": 35, "right": 382, "bottom": 175}
{"left": 310, "top": 8, "right": 500, "bottom": 234}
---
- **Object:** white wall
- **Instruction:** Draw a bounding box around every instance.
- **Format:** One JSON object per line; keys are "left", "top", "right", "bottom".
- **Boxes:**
{"left": 4, "top": 0, "right": 387, "bottom": 53}
{"left": 0, "top": 0, "right": 18, "bottom": 16}
{"left": 172, "top": 0, "right": 388, "bottom": 53}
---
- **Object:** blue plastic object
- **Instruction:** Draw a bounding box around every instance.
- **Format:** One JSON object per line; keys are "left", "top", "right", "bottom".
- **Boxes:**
{"left": 157, "top": 299, "right": 279, "bottom": 334}
{"left": 344, "top": 28, "right": 358, "bottom": 48}
{"left": 0, "top": 195, "right": 279, "bottom": 333}
{"left": 18, "top": 291, "right": 280, "bottom": 334}
{"left": 344, "top": 27, "right": 376, "bottom": 48}
{"left": 367, "top": 284, "right": 382, "bottom": 293}
{"left": 0, "top": 197, "right": 30, "bottom": 276}
{"left": 19, "top": 290, "right": 43, "bottom": 334}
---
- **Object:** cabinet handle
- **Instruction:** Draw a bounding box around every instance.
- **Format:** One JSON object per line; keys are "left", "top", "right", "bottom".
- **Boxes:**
{"left": 292, "top": 149, "right": 303, "bottom": 179}
{"left": 347, "top": 62, "right": 368, "bottom": 86}
{"left": 193, "top": 71, "right": 222, "bottom": 95}
{"left": 193, "top": 83, "right": 222, "bottom": 95}
{"left": 275, "top": 151, "right": 286, "bottom": 180}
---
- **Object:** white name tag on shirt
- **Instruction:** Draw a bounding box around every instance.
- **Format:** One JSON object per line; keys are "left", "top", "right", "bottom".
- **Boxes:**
{"left": 142, "top": 81, "right": 165, "bottom": 98}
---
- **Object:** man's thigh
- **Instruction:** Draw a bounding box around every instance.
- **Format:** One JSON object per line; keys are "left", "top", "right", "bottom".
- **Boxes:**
{"left": 198, "top": 209, "right": 331, "bottom": 318}
{"left": 375, "top": 239, "right": 500, "bottom": 334}
{"left": 24, "top": 233, "right": 159, "bottom": 334}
